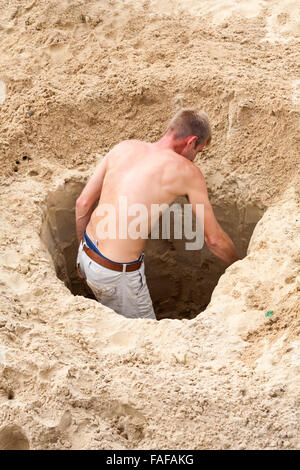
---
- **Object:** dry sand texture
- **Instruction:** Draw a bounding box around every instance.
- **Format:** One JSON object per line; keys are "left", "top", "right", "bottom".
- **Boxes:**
{"left": 0, "top": 0, "right": 299, "bottom": 450}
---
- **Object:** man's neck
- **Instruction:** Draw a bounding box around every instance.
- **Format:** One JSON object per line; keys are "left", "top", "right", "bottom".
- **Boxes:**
{"left": 152, "top": 134, "right": 184, "bottom": 155}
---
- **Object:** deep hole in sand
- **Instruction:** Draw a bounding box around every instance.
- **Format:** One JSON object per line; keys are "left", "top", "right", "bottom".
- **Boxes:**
{"left": 0, "top": 425, "right": 30, "bottom": 450}
{"left": 41, "top": 180, "right": 263, "bottom": 320}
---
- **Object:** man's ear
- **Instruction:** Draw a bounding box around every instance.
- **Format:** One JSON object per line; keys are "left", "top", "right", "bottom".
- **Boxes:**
{"left": 186, "top": 136, "right": 198, "bottom": 147}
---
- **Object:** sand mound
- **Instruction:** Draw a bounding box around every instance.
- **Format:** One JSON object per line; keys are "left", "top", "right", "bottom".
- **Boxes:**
{"left": 0, "top": 0, "right": 299, "bottom": 449}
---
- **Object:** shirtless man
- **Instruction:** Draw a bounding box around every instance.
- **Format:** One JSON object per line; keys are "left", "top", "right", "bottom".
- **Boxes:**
{"left": 76, "top": 109, "right": 239, "bottom": 319}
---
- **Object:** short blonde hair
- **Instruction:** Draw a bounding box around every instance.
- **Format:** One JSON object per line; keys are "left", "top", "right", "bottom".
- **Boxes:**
{"left": 167, "top": 109, "right": 212, "bottom": 146}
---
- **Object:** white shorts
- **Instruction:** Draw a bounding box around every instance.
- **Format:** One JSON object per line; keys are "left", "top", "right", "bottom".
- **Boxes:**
{"left": 77, "top": 241, "right": 156, "bottom": 320}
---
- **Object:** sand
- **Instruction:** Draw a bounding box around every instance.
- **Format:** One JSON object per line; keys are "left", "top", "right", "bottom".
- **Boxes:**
{"left": 0, "top": 0, "right": 299, "bottom": 449}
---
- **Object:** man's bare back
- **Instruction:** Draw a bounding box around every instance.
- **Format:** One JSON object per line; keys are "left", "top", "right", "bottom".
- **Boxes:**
{"left": 85, "top": 140, "right": 196, "bottom": 262}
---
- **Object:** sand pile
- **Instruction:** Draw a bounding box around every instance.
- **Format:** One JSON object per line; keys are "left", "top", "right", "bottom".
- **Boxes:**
{"left": 0, "top": 0, "right": 299, "bottom": 449}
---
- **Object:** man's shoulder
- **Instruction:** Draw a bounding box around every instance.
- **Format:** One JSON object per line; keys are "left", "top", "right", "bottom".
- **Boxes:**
{"left": 176, "top": 160, "right": 206, "bottom": 195}
{"left": 108, "top": 139, "right": 147, "bottom": 156}
{"left": 115, "top": 139, "right": 145, "bottom": 149}
{"left": 171, "top": 154, "right": 204, "bottom": 179}
{"left": 106, "top": 140, "right": 145, "bottom": 160}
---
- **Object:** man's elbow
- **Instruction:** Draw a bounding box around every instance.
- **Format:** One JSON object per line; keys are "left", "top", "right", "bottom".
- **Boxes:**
{"left": 76, "top": 196, "right": 91, "bottom": 216}
{"left": 205, "top": 233, "right": 222, "bottom": 249}
{"left": 205, "top": 238, "right": 218, "bottom": 249}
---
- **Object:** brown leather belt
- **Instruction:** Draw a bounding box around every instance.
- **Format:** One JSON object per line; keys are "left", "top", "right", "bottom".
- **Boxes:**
{"left": 82, "top": 243, "right": 143, "bottom": 272}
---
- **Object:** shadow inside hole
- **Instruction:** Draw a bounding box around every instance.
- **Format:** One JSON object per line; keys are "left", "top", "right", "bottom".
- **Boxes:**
{"left": 145, "top": 198, "right": 263, "bottom": 319}
{"left": 0, "top": 425, "right": 30, "bottom": 450}
{"left": 41, "top": 180, "right": 94, "bottom": 300}
{"left": 41, "top": 180, "right": 264, "bottom": 320}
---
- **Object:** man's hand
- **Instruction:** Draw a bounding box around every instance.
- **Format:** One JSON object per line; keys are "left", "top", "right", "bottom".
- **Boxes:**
{"left": 187, "top": 166, "right": 240, "bottom": 266}
{"left": 77, "top": 264, "right": 84, "bottom": 279}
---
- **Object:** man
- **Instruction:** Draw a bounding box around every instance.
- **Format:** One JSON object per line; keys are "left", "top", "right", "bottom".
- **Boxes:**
{"left": 76, "top": 109, "right": 239, "bottom": 320}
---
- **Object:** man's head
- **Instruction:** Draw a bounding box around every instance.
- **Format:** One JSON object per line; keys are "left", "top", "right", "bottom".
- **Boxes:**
{"left": 166, "top": 109, "right": 212, "bottom": 160}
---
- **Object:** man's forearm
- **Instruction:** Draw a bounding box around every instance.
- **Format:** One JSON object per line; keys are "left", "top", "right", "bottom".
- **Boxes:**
{"left": 207, "top": 229, "right": 240, "bottom": 266}
{"left": 76, "top": 213, "right": 92, "bottom": 243}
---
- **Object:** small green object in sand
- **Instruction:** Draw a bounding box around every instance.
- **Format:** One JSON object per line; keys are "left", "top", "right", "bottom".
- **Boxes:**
{"left": 265, "top": 310, "right": 274, "bottom": 318}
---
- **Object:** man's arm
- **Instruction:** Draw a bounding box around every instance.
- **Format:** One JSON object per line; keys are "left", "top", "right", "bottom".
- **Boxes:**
{"left": 187, "top": 166, "right": 240, "bottom": 266}
{"left": 75, "top": 154, "right": 108, "bottom": 242}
